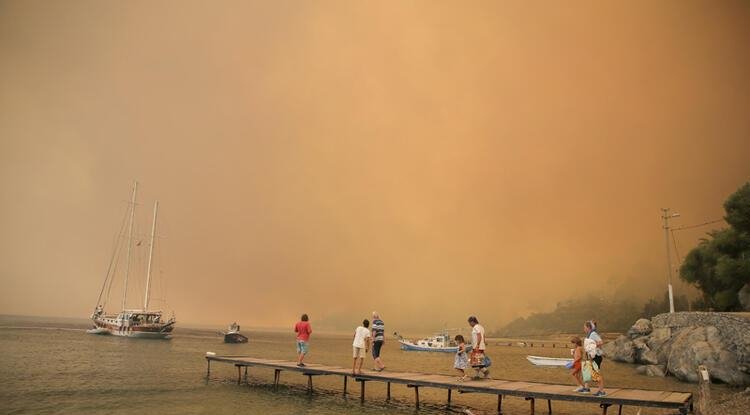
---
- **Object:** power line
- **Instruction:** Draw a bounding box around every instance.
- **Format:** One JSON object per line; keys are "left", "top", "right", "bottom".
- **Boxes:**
{"left": 671, "top": 219, "right": 724, "bottom": 232}
{"left": 670, "top": 229, "right": 681, "bottom": 264}
{"left": 669, "top": 218, "right": 724, "bottom": 264}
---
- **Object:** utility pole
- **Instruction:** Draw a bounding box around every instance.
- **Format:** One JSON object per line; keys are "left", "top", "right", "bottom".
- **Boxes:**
{"left": 661, "top": 208, "right": 680, "bottom": 313}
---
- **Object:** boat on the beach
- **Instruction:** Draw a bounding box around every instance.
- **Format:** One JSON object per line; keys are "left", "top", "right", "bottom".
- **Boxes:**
{"left": 88, "top": 182, "right": 175, "bottom": 339}
{"left": 396, "top": 331, "right": 473, "bottom": 353}
{"left": 221, "top": 322, "right": 248, "bottom": 343}
{"left": 526, "top": 355, "right": 573, "bottom": 366}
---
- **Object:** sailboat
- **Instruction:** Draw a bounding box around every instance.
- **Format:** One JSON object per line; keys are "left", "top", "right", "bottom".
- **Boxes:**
{"left": 87, "top": 181, "right": 176, "bottom": 339}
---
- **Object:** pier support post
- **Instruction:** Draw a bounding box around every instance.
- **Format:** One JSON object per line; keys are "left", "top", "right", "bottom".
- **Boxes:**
{"left": 236, "top": 365, "right": 242, "bottom": 385}
{"left": 696, "top": 365, "right": 711, "bottom": 415}
{"left": 360, "top": 379, "right": 366, "bottom": 403}
{"left": 599, "top": 403, "right": 611, "bottom": 415}
{"left": 307, "top": 375, "right": 313, "bottom": 395}
{"left": 497, "top": 394, "right": 503, "bottom": 414}
{"left": 206, "top": 359, "right": 211, "bottom": 378}
{"left": 274, "top": 369, "right": 281, "bottom": 389}
{"left": 408, "top": 385, "right": 420, "bottom": 409}
{"left": 547, "top": 399, "right": 551, "bottom": 414}
{"left": 525, "top": 397, "right": 535, "bottom": 415}
{"left": 386, "top": 382, "right": 391, "bottom": 401}
{"left": 244, "top": 366, "right": 248, "bottom": 383}
{"left": 343, "top": 375, "right": 347, "bottom": 396}
{"left": 617, "top": 404, "right": 622, "bottom": 415}
{"left": 447, "top": 389, "right": 452, "bottom": 408}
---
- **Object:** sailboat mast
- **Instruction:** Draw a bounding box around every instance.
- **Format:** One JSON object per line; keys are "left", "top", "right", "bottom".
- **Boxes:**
{"left": 143, "top": 200, "right": 158, "bottom": 311}
{"left": 121, "top": 181, "right": 138, "bottom": 311}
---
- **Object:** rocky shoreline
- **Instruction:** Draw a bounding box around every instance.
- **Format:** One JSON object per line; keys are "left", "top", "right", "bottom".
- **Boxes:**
{"left": 601, "top": 312, "right": 750, "bottom": 386}
{"left": 706, "top": 387, "right": 750, "bottom": 415}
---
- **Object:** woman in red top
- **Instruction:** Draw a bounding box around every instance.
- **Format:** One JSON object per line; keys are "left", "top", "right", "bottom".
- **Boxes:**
{"left": 294, "top": 314, "right": 312, "bottom": 367}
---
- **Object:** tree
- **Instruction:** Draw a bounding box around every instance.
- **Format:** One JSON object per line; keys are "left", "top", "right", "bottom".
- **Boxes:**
{"left": 725, "top": 182, "right": 750, "bottom": 233}
{"left": 679, "top": 182, "right": 750, "bottom": 311}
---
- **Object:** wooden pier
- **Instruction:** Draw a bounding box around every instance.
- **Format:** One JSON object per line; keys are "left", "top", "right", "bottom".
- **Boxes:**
{"left": 205, "top": 354, "right": 692, "bottom": 414}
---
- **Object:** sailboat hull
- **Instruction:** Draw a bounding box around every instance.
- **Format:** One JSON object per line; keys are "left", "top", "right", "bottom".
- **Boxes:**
{"left": 112, "top": 330, "right": 172, "bottom": 339}
{"left": 90, "top": 314, "right": 175, "bottom": 339}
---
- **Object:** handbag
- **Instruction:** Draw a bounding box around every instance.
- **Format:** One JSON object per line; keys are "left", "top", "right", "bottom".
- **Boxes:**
{"left": 470, "top": 349, "right": 486, "bottom": 367}
{"left": 581, "top": 361, "right": 593, "bottom": 383}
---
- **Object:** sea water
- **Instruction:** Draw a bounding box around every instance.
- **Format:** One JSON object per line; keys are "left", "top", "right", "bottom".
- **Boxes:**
{"left": 0, "top": 316, "right": 730, "bottom": 414}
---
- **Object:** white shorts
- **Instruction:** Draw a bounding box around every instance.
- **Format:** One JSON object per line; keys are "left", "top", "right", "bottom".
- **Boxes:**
{"left": 353, "top": 346, "right": 366, "bottom": 358}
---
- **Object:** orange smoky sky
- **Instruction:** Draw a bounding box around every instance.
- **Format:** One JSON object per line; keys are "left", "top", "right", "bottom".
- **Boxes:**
{"left": 1, "top": 1, "right": 749, "bottom": 331}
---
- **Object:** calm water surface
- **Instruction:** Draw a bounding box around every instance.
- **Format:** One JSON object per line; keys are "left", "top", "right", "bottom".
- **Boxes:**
{"left": 0, "top": 316, "right": 734, "bottom": 414}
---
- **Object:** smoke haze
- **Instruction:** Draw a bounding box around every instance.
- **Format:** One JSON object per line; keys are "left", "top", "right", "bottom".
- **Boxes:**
{"left": 1, "top": 1, "right": 749, "bottom": 331}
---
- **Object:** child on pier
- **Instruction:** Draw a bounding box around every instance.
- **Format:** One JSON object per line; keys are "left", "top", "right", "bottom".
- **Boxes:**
{"left": 569, "top": 336, "right": 585, "bottom": 392}
{"left": 454, "top": 334, "right": 469, "bottom": 381}
{"left": 352, "top": 319, "right": 371, "bottom": 375}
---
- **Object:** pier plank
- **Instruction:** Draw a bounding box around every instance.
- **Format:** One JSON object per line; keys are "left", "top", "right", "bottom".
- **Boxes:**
{"left": 662, "top": 391, "right": 693, "bottom": 403}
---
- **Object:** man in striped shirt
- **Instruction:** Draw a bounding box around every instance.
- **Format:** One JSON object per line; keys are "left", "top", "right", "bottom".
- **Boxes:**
{"left": 371, "top": 311, "right": 386, "bottom": 371}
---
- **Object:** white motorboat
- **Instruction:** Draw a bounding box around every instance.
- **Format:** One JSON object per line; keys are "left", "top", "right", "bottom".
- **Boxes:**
{"left": 397, "top": 331, "right": 473, "bottom": 353}
{"left": 526, "top": 355, "right": 573, "bottom": 366}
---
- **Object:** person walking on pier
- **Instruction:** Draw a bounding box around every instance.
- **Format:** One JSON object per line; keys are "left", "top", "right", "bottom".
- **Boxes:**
{"left": 468, "top": 316, "right": 491, "bottom": 379}
{"left": 569, "top": 336, "right": 585, "bottom": 391}
{"left": 454, "top": 334, "right": 469, "bottom": 381}
{"left": 583, "top": 320, "right": 605, "bottom": 396}
{"left": 294, "top": 314, "right": 312, "bottom": 367}
{"left": 352, "top": 319, "right": 371, "bottom": 375}
{"left": 371, "top": 312, "right": 386, "bottom": 371}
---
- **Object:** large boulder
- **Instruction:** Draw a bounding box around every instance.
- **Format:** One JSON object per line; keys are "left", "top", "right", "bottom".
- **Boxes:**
{"left": 666, "top": 325, "right": 750, "bottom": 385}
{"left": 600, "top": 338, "right": 616, "bottom": 358}
{"left": 628, "top": 318, "right": 653, "bottom": 338}
{"left": 639, "top": 347, "right": 660, "bottom": 365}
{"left": 636, "top": 364, "right": 667, "bottom": 377}
{"left": 632, "top": 336, "right": 658, "bottom": 365}
{"left": 604, "top": 334, "right": 662, "bottom": 365}
{"left": 606, "top": 335, "right": 636, "bottom": 363}
{"left": 646, "top": 335, "right": 668, "bottom": 353}
{"left": 647, "top": 364, "right": 667, "bottom": 377}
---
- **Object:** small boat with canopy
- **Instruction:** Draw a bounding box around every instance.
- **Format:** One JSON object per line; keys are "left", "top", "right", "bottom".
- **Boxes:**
{"left": 221, "top": 322, "right": 248, "bottom": 343}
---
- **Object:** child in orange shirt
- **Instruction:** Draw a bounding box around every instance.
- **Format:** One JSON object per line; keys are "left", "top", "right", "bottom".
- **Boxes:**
{"left": 570, "top": 336, "right": 586, "bottom": 392}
